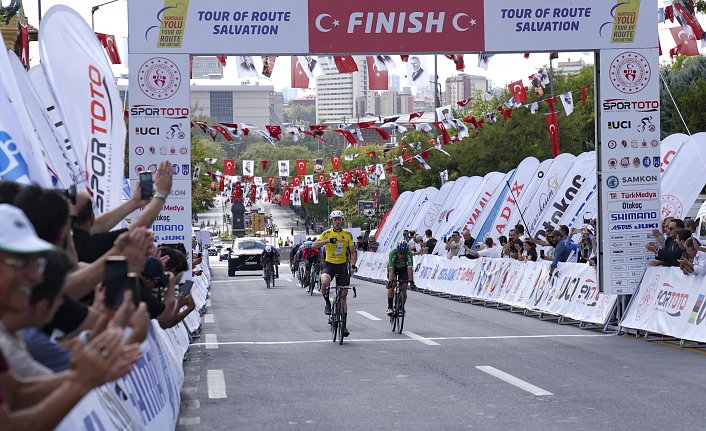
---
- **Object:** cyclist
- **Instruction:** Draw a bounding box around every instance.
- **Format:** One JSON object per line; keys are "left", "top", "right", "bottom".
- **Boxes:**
{"left": 289, "top": 241, "right": 301, "bottom": 274}
{"left": 260, "top": 245, "right": 280, "bottom": 279}
{"left": 386, "top": 240, "right": 414, "bottom": 316}
{"left": 301, "top": 240, "right": 322, "bottom": 289}
{"left": 313, "top": 211, "right": 357, "bottom": 337}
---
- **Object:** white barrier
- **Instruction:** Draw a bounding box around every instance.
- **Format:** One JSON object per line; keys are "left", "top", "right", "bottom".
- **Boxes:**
{"left": 55, "top": 265, "right": 211, "bottom": 430}
{"left": 357, "top": 252, "right": 617, "bottom": 325}
{"left": 621, "top": 266, "right": 706, "bottom": 343}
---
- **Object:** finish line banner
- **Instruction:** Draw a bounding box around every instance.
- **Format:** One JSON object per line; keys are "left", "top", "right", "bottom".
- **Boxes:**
{"left": 129, "top": 0, "right": 657, "bottom": 54}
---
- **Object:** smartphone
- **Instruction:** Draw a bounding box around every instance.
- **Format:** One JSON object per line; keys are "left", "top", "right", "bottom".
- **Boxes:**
{"left": 180, "top": 280, "right": 194, "bottom": 296}
{"left": 103, "top": 256, "right": 128, "bottom": 310}
{"left": 540, "top": 249, "right": 545, "bottom": 259}
{"left": 139, "top": 172, "right": 153, "bottom": 200}
{"left": 126, "top": 273, "right": 140, "bottom": 307}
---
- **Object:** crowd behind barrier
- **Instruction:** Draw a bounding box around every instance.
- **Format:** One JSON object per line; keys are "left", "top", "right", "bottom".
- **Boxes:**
{"left": 356, "top": 252, "right": 618, "bottom": 326}
{"left": 55, "top": 261, "right": 211, "bottom": 430}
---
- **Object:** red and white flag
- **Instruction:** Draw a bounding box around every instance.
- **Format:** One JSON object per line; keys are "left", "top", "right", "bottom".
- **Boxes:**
{"left": 95, "top": 33, "right": 121, "bottom": 64}
{"left": 669, "top": 26, "right": 700, "bottom": 56}
{"left": 334, "top": 56, "right": 358, "bottom": 73}
{"left": 295, "top": 159, "right": 307, "bottom": 176}
{"left": 366, "top": 56, "right": 388, "bottom": 90}
{"left": 389, "top": 175, "right": 399, "bottom": 202}
{"left": 266, "top": 125, "right": 282, "bottom": 141}
{"left": 331, "top": 156, "right": 341, "bottom": 171}
{"left": 508, "top": 80, "right": 528, "bottom": 104}
{"left": 223, "top": 159, "right": 235, "bottom": 176}
{"left": 545, "top": 112, "right": 560, "bottom": 157}
{"left": 291, "top": 56, "right": 309, "bottom": 89}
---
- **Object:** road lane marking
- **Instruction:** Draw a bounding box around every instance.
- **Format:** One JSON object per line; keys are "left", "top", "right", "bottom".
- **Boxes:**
{"left": 476, "top": 366, "right": 553, "bottom": 396}
{"left": 204, "top": 314, "right": 214, "bottom": 324}
{"left": 207, "top": 369, "right": 227, "bottom": 399}
{"left": 403, "top": 331, "right": 440, "bottom": 346}
{"left": 190, "top": 333, "right": 612, "bottom": 347}
{"left": 206, "top": 299, "right": 211, "bottom": 307}
{"left": 178, "top": 417, "right": 201, "bottom": 425}
{"left": 356, "top": 311, "right": 381, "bottom": 321}
{"left": 205, "top": 334, "right": 218, "bottom": 349}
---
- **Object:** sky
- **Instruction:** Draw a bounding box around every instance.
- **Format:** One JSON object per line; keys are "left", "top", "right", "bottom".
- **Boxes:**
{"left": 22, "top": 1, "right": 706, "bottom": 95}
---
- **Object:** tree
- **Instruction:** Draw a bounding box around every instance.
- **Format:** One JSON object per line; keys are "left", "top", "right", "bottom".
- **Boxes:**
{"left": 660, "top": 56, "right": 706, "bottom": 137}
{"left": 191, "top": 135, "right": 225, "bottom": 214}
{"left": 283, "top": 103, "right": 316, "bottom": 125}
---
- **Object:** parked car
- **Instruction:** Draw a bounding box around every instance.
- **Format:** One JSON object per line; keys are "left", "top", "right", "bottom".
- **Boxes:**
{"left": 208, "top": 246, "right": 218, "bottom": 256}
{"left": 227, "top": 237, "right": 267, "bottom": 276}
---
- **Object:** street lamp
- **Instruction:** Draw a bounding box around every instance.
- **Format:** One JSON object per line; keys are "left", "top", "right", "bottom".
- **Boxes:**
{"left": 91, "top": 0, "right": 120, "bottom": 30}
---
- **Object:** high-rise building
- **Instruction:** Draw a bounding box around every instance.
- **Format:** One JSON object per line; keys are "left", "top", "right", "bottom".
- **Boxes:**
{"left": 388, "top": 75, "right": 401, "bottom": 92}
{"left": 444, "top": 74, "right": 489, "bottom": 105}
{"left": 191, "top": 56, "right": 224, "bottom": 79}
{"left": 316, "top": 56, "right": 373, "bottom": 123}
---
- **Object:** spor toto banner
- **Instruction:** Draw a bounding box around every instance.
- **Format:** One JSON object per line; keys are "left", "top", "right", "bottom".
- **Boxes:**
{"left": 40, "top": 6, "right": 126, "bottom": 214}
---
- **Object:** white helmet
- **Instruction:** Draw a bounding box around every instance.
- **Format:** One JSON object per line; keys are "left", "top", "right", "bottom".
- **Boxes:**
{"left": 329, "top": 210, "right": 345, "bottom": 220}
{"left": 265, "top": 245, "right": 273, "bottom": 253}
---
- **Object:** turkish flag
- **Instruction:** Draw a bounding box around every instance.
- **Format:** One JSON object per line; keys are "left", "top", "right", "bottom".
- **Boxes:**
{"left": 292, "top": 176, "right": 301, "bottom": 187}
{"left": 545, "top": 97, "right": 557, "bottom": 114}
{"left": 232, "top": 182, "right": 243, "bottom": 202}
{"left": 261, "top": 160, "right": 270, "bottom": 170}
{"left": 218, "top": 177, "right": 225, "bottom": 191}
{"left": 18, "top": 24, "right": 29, "bottom": 68}
{"left": 291, "top": 56, "right": 309, "bottom": 89}
{"left": 357, "top": 120, "right": 376, "bottom": 129}
{"left": 366, "top": 56, "right": 388, "bottom": 90}
{"left": 213, "top": 126, "right": 233, "bottom": 142}
{"left": 266, "top": 125, "right": 282, "bottom": 141}
{"left": 670, "top": 27, "right": 700, "bottom": 56}
{"left": 331, "top": 156, "right": 341, "bottom": 171}
{"left": 323, "top": 182, "right": 334, "bottom": 198}
{"left": 334, "top": 129, "right": 357, "bottom": 146}
{"left": 317, "top": 173, "right": 326, "bottom": 184}
{"left": 96, "top": 33, "right": 121, "bottom": 64}
{"left": 223, "top": 159, "right": 235, "bottom": 176}
{"left": 457, "top": 98, "right": 472, "bottom": 107}
{"left": 295, "top": 159, "right": 307, "bottom": 176}
{"left": 545, "top": 112, "right": 560, "bottom": 157}
{"left": 371, "top": 127, "right": 390, "bottom": 140}
{"left": 281, "top": 188, "right": 291, "bottom": 205}
{"left": 508, "top": 80, "right": 528, "bottom": 104}
{"left": 409, "top": 111, "right": 424, "bottom": 121}
{"left": 432, "top": 122, "right": 451, "bottom": 145}
{"left": 216, "top": 55, "right": 227, "bottom": 67}
{"left": 334, "top": 56, "right": 358, "bottom": 73}
{"left": 342, "top": 170, "right": 351, "bottom": 183}
{"left": 310, "top": 125, "right": 328, "bottom": 131}
{"left": 267, "top": 176, "right": 275, "bottom": 186}
{"left": 389, "top": 175, "right": 399, "bottom": 202}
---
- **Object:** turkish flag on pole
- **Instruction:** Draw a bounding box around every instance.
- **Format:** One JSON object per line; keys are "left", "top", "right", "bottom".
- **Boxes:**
{"left": 334, "top": 56, "right": 358, "bottom": 73}
{"left": 366, "top": 56, "right": 388, "bottom": 90}
{"left": 508, "top": 80, "right": 528, "bottom": 104}
{"left": 95, "top": 33, "right": 121, "bottom": 64}
{"left": 291, "top": 56, "right": 309, "bottom": 89}
{"left": 331, "top": 156, "right": 342, "bottom": 171}
{"left": 223, "top": 159, "right": 235, "bottom": 176}
{"left": 18, "top": 23, "right": 29, "bottom": 68}
{"left": 389, "top": 175, "right": 399, "bottom": 202}
{"left": 545, "top": 112, "right": 560, "bottom": 157}
{"left": 669, "top": 27, "right": 700, "bottom": 56}
{"left": 296, "top": 159, "right": 307, "bottom": 176}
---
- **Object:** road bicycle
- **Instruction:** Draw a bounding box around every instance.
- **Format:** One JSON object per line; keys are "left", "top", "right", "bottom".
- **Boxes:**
{"left": 263, "top": 261, "right": 275, "bottom": 289}
{"left": 298, "top": 261, "right": 307, "bottom": 288}
{"left": 329, "top": 282, "right": 356, "bottom": 345}
{"left": 388, "top": 279, "right": 406, "bottom": 334}
{"left": 307, "top": 263, "right": 320, "bottom": 296}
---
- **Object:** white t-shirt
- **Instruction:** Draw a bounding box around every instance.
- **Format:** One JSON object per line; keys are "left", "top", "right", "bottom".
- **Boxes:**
{"left": 447, "top": 240, "right": 462, "bottom": 258}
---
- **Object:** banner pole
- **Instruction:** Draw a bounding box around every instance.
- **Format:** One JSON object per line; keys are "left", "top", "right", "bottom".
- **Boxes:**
{"left": 505, "top": 180, "right": 532, "bottom": 237}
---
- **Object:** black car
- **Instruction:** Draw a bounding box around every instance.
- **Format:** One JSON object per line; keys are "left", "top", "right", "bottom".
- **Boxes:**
{"left": 227, "top": 238, "right": 267, "bottom": 276}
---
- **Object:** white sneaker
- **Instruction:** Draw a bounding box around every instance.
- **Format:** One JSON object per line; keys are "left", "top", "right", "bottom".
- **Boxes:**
{"left": 386, "top": 308, "right": 394, "bottom": 316}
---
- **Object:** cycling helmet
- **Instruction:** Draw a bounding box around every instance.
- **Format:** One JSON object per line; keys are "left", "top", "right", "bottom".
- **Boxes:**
{"left": 329, "top": 210, "right": 345, "bottom": 220}
{"left": 305, "top": 241, "right": 313, "bottom": 249}
{"left": 265, "top": 245, "right": 273, "bottom": 253}
{"left": 396, "top": 240, "right": 409, "bottom": 253}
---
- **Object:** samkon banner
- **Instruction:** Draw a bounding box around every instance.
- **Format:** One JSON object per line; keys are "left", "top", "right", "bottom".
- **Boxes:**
{"left": 308, "top": 0, "right": 485, "bottom": 54}
{"left": 484, "top": 0, "right": 658, "bottom": 52}
{"left": 128, "top": 0, "right": 309, "bottom": 54}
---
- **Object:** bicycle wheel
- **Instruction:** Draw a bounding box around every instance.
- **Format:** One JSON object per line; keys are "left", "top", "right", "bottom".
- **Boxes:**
{"left": 397, "top": 289, "right": 405, "bottom": 334}
{"left": 390, "top": 290, "right": 398, "bottom": 332}
{"left": 331, "top": 299, "right": 338, "bottom": 342}
{"left": 265, "top": 270, "right": 271, "bottom": 289}
{"left": 337, "top": 301, "right": 345, "bottom": 345}
{"left": 271, "top": 271, "right": 275, "bottom": 288}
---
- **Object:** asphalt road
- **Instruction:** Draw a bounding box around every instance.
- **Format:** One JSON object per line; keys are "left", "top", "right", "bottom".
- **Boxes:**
{"left": 176, "top": 258, "right": 706, "bottom": 431}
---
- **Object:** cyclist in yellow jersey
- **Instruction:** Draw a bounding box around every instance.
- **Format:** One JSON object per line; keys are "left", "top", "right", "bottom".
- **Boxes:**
{"left": 312, "top": 211, "right": 357, "bottom": 336}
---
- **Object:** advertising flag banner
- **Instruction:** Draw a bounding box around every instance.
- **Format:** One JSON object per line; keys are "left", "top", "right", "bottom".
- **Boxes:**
{"left": 40, "top": 5, "right": 126, "bottom": 212}
{"left": 599, "top": 48, "right": 661, "bottom": 295}
{"left": 485, "top": 157, "right": 540, "bottom": 240}
{"left": 501, "top": 158, "right": 553, "bottom": 238}
{"left": 660, "top": 133, "right": 706, "bottom": 219}
{"left": 308, "top": 0, "right": 484, "bottom": 53}
{"left": 467, "top": 170, "right": 516, "bottom": 246}
{"left": 129, "top": 0, "right": 309, "bottom": 54}
{"left": 659, "top": 133, "right": 688, "bottom": 176}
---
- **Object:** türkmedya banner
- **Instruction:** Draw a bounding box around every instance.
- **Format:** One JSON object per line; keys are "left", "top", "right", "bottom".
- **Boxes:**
{"left": 40, "top": 5, "right": 126, "bottom": 214}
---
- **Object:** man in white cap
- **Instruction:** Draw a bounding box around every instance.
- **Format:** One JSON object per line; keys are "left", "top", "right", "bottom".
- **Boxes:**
{"left": 0, "top": 204, "right": 138, "bottom": 429}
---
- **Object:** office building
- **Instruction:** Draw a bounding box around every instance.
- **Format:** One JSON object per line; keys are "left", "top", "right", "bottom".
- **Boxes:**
{"left": 191, "top": 56, "right": 224, "bottom": 79}
{"left": 316, "top": 56, "right": 374, "bottom": 123}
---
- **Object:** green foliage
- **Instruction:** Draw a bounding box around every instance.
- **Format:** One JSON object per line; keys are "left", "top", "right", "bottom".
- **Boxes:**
{"left": 660, "top": 56, "right": 706, "bottom": 137}
{"left": 283, "top": 103, "right": 316, "bottom": 125}
{"left": 191, "top": 136, "right": 225, "bottom": 214}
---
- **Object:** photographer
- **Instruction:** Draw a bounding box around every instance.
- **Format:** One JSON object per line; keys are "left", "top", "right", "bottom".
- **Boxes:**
{"left": 444, "top": 231, "right": 462, "bottom": 258}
